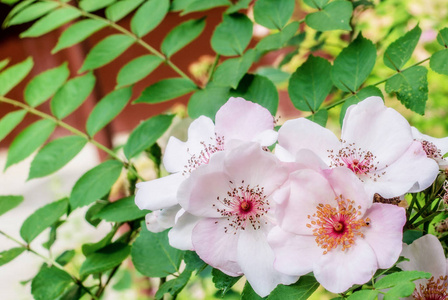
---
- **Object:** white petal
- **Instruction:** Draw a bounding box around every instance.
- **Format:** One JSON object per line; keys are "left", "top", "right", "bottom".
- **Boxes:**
{"left": 192, "top": 218, "right": 243, "bottom": 276}
{"left": 365, "top": 141, "right": 439, "bottom": 198}
{"left": 168, "top": 212, "right": 201, "bottom": 251}
{"left": 268, "top": 226, "right": 320, "bottom": 276}
{"left": 274, "top": 144, "right": 295, "bottom": 162}
{"left": 277, "top": 118, "right": 340, "bottom": 165}
{"left": 238, "top": 227, "right": 299, "bottom": 297}
{"left": 215, "top": 97, "right": 275, "bottom": 145}
{"left": 342, "top": 97, "right": 414, "bottom": 167}
{"left": 145, "top": 205, "right": 180, "bottom": 233}
{"left": 398, "top": 234, "right": 446, "bottom": 277}
{"left": 187, "top": 115, "right": 216, "bottom": 144}
{"left": 315, "top": 239, "right": 378, "bottom": 293}
{"left": 163, "top": 137, "right": 189, "bottom": 173}
{"left": 135, "top": 172, "right": 184, "bottom": 211}
{"left": 254, "top": 129, "right": 278, "bottom": 147}
{"left": 362, "top": 203, "right": 406, "bottom": 269}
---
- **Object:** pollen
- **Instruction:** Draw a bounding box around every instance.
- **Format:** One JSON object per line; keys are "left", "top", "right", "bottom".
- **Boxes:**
{"left": 413, "top": 275, "right": 448, "bottom": 300}
{"left": 183, "top": 134, "right": 225, "bottom": 175}
{"left": 306, "top": 196, "right": 370, "bottom": 254}
{"left": 214, "top": 180, "right": 269, "bottom": 234}
{"left": 421, "top": 140, "right": 443, "bottom": 160}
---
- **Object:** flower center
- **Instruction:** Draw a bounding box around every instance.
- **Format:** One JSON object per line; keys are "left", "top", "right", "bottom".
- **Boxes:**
{"left": 183, "top": 135, "right": 225, "bottom": 175}
{"left": 414, "top": 276, "right": 448, "bottom": 300}
{"left": 328, "top": 142, "right": 384, "bottom": 181}
{"left": 213, "top": 180, "right": 269, "bottom": 234}
{"left": 420, "top": 140, "right": 443, "bottom": 160}
{"left": 306, "top": 197, "right": 370, "bottom": 254}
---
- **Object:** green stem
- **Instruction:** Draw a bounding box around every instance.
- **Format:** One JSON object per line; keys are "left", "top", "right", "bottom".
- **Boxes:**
{"left": 408, "top": 197, "right": 436, "bottom": 225}
{"left": 413, "top": 211, "right": 441, "bottom": 228}
{"left": 55, "top": 0, "right": 194, "bottom": 84}
{"left": 0, "top": 230, "right": 99, "bottom": 300}
{"left": 207, "top": 54, "right": 220, "bottom": 83}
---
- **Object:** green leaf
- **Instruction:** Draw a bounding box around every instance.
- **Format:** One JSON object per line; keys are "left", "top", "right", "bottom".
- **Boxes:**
{"left": 70, "top": 161, "right": 122, "bottom": 209}
{"left": 305, "top": 0, "right": 353, "bottom": 31}
{"left": 82, "top": 230, "right": 115, "bottom": 256}
{"left": 80, "top": 242, "right": 130, "bottom": 276}
{"left": 384, "top": 281, "right": 416, "bottom": 300}
{"left": 0, "top": 247, "right": 25, "bottom": 266}
{"left": 242, "top": 281, "right": 266, "bottom": 300}
{"left": 184, "top": 251, "right": 207, "bottom": 272}
{"left": 289, "top": 55, "right": 332, "bottom": 112}
{"left": 230, "top": 74, "right": 279, "bottom": 116}
{"left": 86, "top": 87, "right": 132, "bottom": 136}
{"left": 95, "top": 196, "right": 148, "bottom": 222}
{"left": 403, "top": 230, "right": 423, "bottom": 245}
{"left": 134, "top": 78, "right": 197, "bottom": 104}
{"left": 188, "top": 83, "right": 230, "bottom": 119}
{"left": 155, "top": 268, "right": 193, "bottom": 300}
{"left": 0, "top": 58, "right": 9, "bottom": 71}
{"left": 7, "top": 2, "right": 59, "bottom": 26}
{"left": 181, "top": 0, "right": 231, "bottom": 15}
{"left": 436, "top": 28, "right": 448, "bottom": 47}
{"left": 131, "top": 227, "right": 183, "bottom": 277}
{"left": 0, "top": 109, "right": 27, "bottom": 143}
{"left": 430, "top": 49, "right": 448, "bottom": 75}
{"left": 268, "top": 276, "right": 319, "bottom": 300}
{"left": 212, "top": 269, "right": 241, "bottom": 296}
{"left": 21, "top": 7, "right": 81, "bottom": 38}
{"left": 303, "top": 0, "right": 329, "bottom": 9}
{"left": 124, "top": 114, "right": 175, "bottom": 159}
{"left": 211, "top": 13, "right": 253, "bottom": 56}
{"left": 225, "top": 0, "right": 251, "bottom": 14}
{"left": 52, "top": 19, "right": 107, "bottom": 53}
{"left": 385, "top": 65, "right": 428, "bottom": 115}
{"left": 5, "top": 119, "right": 56, "bottom": 170}
{"left": 31, "top": 266, "right": 73, "bottom": 300}
{"left": 375, "top": 270, "right": 431, "bottom": 289}
{"left": 56, "top": 250, "right": 76, "bottom": 266}
{"left": 116, "top": 55, "right": 163, "bottom": 88}
{"left": 256, "top": 21, "right": 299, "bottom": 52}
{"left": 161, "top": 18, "right": 206, "bottom": 58}
{"left": 85, "top": 202, "right": 107, "bottom": 227}
{"left": 113, "top": 269, "right": 132, "bottom": 291}
{"left": 58, "top": 285, "right": 84, "bottom": 300}
{"left": 24, "top": 62, "right": 70, "bottom": 107}
{"left": 80, "top": 34, "right": 134, "bottom": 72}
{"left": 0, "top": 57, "right": 33, "bottom": 96}
{"left": 306, "top": 109, "right": 328, "bottom": 127}
{"left": 256, "top": 67, "right": 290, "bottom": 84}
{"left": 79, "top": 0, "right": 116, "bottom": 12}
{"left": 213, "top": 49, "right": 256, "bottom": 88}
{"left": 339, "top": 86, "right": 383, "bottom": 124}
{"left": 0, "top": 195, "right": 24, "bottom": 216}
{"left": 3, "top": 0, "right": 36, "bottom": 25}
{"left": 131, "top": 0, "right": 169, "bottom": 37}
{"left": 253, "top": 0, "right": 295, "bottom": 30}
{"left": 20, "top": 198, "right": 69, "bottom": 243}
{"left": 331, "top": 34, "right": 376, "bottom": 92}
{"left": 51, "top": 72, "right": 96, "bottom": 119}
{"left": 384, "top": 25, "right": 421, "bottom": 71}
{"left": 171, "top": 0, "right": 195, "bottom": 11}
{"left": 28, "top": 136, "right": 87, "bottom": 180}
{"left": 105, "top": 0, "right": 144, "bottom": 22}
{"left": 347, "top": 290, "right": 379, "bottom": 300}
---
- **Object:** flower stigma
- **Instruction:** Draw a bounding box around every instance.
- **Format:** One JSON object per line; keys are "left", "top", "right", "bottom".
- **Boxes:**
{"left": 420, "top": 140, "right": 443, "bottom": 160}
{"left": 213, "top": 180, "right": 269, "bottom": 234}
{"left": 183, "top": 134, "right": 225, "bottom": 175}
{"left": 413, "top": 275, "right": 448, "bottom": 300}
{"left": 306, "top": 196, "right": 370, "bottom": 254}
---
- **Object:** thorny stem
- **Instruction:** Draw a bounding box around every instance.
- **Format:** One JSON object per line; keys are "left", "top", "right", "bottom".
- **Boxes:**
{"left": 323, "top": 57, "right": 431, "bottom": 110}
{"left": 0, "top": 96, "right": 145, "bottom": 181}
{"left": 0, "top": 230, "right": 99, "bottom": 300}
{"left": 55, "top": 0, "right": 195, "bottom": 84}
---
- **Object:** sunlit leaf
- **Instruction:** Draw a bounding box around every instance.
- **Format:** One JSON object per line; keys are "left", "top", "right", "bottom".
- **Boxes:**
{"left": 383, "top": 25, "right": 421, "bottom": 71}
{"left": 131, "top": 0, "right": 169, "bottom": 37}
{"left": 0, "top": 110, "right": 27, "bottom": 143}
{"left": 305, "top": 0, "right": 352, "bottom": 31}
{"left": 161, "top": 18, "right": 206, "bottom": 58}
{"left": 253, "top": 0, "right": 295, "bottom": 30}
{"left": 79, "top": 0, "right": 116, "bottom": 12}
{"left": 0, "top": 57, "right": 33, "bottom": 96}
{"left": 7, "top": 2, "right": 59, "bottom": 26}
{"left": 116, "top": 55, "right": 163, "bottom": 88}
{"left": 134, "top": 78, "right": 197, "bottom": 104}
{"left": 80, "top": 242, "right": 130, "bottom": 276}
{"left": 0, "top": 195, "right": 24, "bottom": 216}
{"left": 105, "top": 0, "right": 144, "bottom": 22}
{"left": 211, "top": 13, "right": 253, "bottom": 56}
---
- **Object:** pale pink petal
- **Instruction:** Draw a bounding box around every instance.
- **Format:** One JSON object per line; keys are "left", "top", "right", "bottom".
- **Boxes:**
{"left": 145, "top": 205, "right": 180, "bottom": 233}
{"left": 365, "top": 141, "right": 438, "bottom": 198}
{"left": 277, "top": 118, "right": 340, "bottom": 165}
{"left": 324, "top": 167, "right": 372, "bottom": 213}
{"left": 238, "top": 227, "right": 299, "bottom": 297}
{"left": 192, "top": 218, "right": 243, "bottom": 276}
{"left": 293, "top": 149, "right": 330, "bottom": 171}
{"left": 342, "top": 97, "right": 414, "bottom": 168}
{"left": 275, "top": 169, "right": 336, "bottom": 236}
{"left": 224, "top": 142, "right": 288, "bottom": 196}
{"left": 398, "top": 234, "right": 446, "bottom": 277}
{"left": 268, "top": 226, "right": 320, "bottom": 276}
{"left": 215, "top": 97, "right": 275, "bottom": 145}
{"left": 412, "top": 126, "right": 448, "bottom": 155}
{"left": 168, "top": 212, "right": 201, "bottom": 251}
{"left": 135, "top": 172, "right": 184, "bottom": 210}
{"left": 163, "top": 136, "right": 189, "bottom": 173}
{"left": 362, "top": 203, "right": 406, "bottom": 269}
{"left": 315, "top": 239, "right": 378, "bottom": 293}
{"left": 274, "top": 144, "right": 295, "bottom": 162}
{"left": 254, "top": 129, "right": 278, "bottom": 147}
{"left": 187, "top": 115, "right": 216, "bottom": 145}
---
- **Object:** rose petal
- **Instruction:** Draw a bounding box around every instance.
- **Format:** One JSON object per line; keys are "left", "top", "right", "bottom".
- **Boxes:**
{"left": 163, "top": 137, "right": 189, "bottom": 173}
{"left": 168, "top": 212, "right": 201, "bottom": 251}
{"left": 412, "top": 126, "right": 448, "bottom": 155}
{"left": 145, "top": 205, "right": 181, "bottom": 233}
